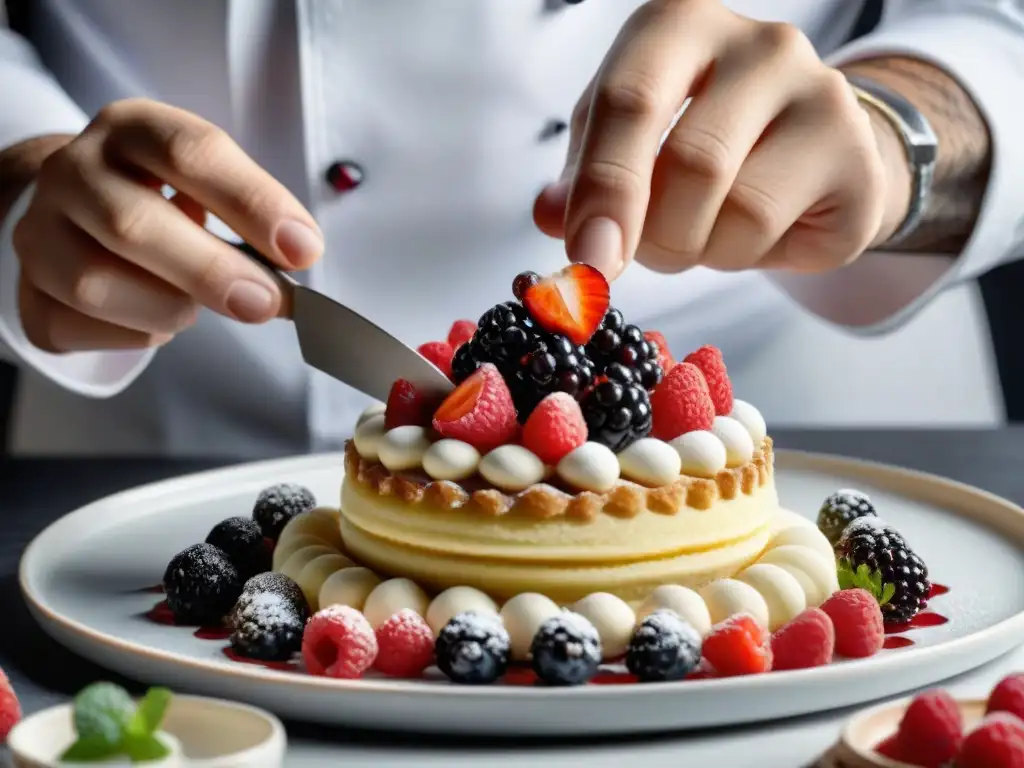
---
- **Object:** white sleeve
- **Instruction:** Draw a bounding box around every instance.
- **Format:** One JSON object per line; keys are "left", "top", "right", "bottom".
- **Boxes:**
{"left": 0, "top": 22, "right": 154, "bottom": 397}
{"left": 771, "top": 1, "right": 1024, "bottom": 333}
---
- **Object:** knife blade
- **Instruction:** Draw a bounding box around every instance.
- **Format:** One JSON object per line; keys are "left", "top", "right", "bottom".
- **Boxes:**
{"left": 234, "top": 242, "right": 454, "bottom": 403}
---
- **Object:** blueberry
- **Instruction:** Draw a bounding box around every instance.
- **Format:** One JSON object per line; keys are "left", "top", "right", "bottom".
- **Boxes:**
{"left": 162, "top": 543, "right": 243, "bottom": 625}
{"left": 530, "top": 612, "right": 602, "bottom": 686}
{"left": 626, "top": 610, "right": 701, "bottom": 682}
{"left": 205, "top": 517, "right": 271, "bottom": 580}
{"left": 229, "top": 592, "right": 305, "bottom": 661}
{"left": 252, "top": 483, "right": 316, "bottom": 541}
{"left": 235, "top": 572, "right": 310, "bottom": 624}
{"left": 435, "top": 612, "right": 510, "bottom": 685}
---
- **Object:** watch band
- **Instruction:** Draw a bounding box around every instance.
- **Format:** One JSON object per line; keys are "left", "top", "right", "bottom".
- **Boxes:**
{"left": 846, "top": 75, "right": 938, "bottom": 248}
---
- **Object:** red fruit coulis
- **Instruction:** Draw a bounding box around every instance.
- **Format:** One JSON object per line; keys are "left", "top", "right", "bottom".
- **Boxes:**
{"left": 880, "top": 583, "right": 950, "bottom": 649}
{"left": 222, "top": 647, "right": 298, "bottom": 672}
{"left": 142, "top": 598, "right": 230, "bottom": 641}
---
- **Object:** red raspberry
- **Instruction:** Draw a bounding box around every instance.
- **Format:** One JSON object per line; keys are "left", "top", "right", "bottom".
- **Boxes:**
{"left": 302, "top": 605, "right": 378, "bottom": 679}
{"left": 820, "top": 588, "right": 884, "bottom": 658}
{"left": 417, "top": 341, "right": 455, "bottom": 380}
{"left": 373, "top": 609, "right": 435, "bottom": 678}
{"left": 0, "top": 668, "right": 21, "bottom": 741}
{"left": 432, "top": 363, "right": 519, "bottom": 452}
{"left": 447, "top": 320, "right": 476, "bottom": 349}
{"left": 683, "top": 345, "right": 733, "bottom": 415}
{"left": 521, "top": 392, "right": 587, "bottom": 465}
{"left": 770, "top": 608, "right": 835, "bottom": 671}
{"left": 989, "top": 674, "right": 1024, "bottom": 721}
{"left": 643, "top": 331, "right": 675, "bottom": 375}
{"left": 957, "top": 713, "right": 1024, "bottom": 768}
{"left": 875, "top": 734, "right": 911, "bottom": 762}
{"left": 650, "top": 362, "right": 715, "bottom": 441}
{"left": 385, "top": 379, "right": 431, "bottom": 429}
{"left": 701, "top": 613, "right": 772, "bottom": 677}
{"left": 894, "top": 689, "right": 964, "bottom": 767}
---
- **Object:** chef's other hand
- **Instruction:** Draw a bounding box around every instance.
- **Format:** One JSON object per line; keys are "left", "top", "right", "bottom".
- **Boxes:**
{"left": 534, "top": 0, "right": 909, "bottom": 279}
{"left": 10, "top": 98, "right": 322, "bottom": 354}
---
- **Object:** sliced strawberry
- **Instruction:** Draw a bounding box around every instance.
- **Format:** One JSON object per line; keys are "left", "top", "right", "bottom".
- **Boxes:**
{"left": 447, "top": 320, "right": 476, "bottom": 349}
{"left": 522, "top": 264, "right": 609, "bottom": 345}
{"left": 644, "top": 331, "right": 675, "bottom": 375}
{"left": 417, "top": 341, "right": 454, "bottom": 379}
{"left": 650, "top": 362, "right": 715, "bottom": 440}
{"left": 385, "top": 379, "right": 430, "bottom": 429}
{"left": 684, "top": 345, "right": 733, "bottom": 416}
{"left": 432, "top": 363, "right": 519, "bottom": 452}
{"left": 521, "top": 392, "right": 587, "bottom": 465}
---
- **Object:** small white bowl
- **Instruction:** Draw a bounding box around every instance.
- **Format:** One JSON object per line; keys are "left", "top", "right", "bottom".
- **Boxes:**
{"left": 7, "top": 694, "right": 286, "bottom": 768}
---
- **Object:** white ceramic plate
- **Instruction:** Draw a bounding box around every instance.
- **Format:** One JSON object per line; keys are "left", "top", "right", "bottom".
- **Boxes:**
{"left": 18, "top": 449, "right": 1024, "bottom": 736}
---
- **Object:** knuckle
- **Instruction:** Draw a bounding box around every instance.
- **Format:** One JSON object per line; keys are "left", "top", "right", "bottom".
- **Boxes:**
{"left": 11, "top": 215, "right": 39, "bottom": 262}
{"left": 92, "top": 98, "right": 151, "bottom": 131}
{"left": 757, "top": 21, "right": 814, "bottom": 61}
{"left": 574, "top": 157, "right": 645, "bottom": 201}
{"left": 68, "top": 266, "right": 114, "bottom": 314}
{"left": 728, "top": 183, "right": 784, "bottom": 234}
{"left": 194, "top": 250, "right": 238, "bottom": 305}
{"left": 162, "top": 123, "right": 229, "bottom": 177}
{"left": 103, "top": 199, "right": 152, "bottom": 249}
{"left": 595, "top": 71, "right": 665, "bottom": 121}
{"left": 817, "top": 69, "right": 858, "bottom": 113}
{"left": 664, "top": 125, "right": 734, "bottom": 183}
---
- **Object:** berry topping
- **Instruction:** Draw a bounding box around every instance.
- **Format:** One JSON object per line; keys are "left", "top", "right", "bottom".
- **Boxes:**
{"left": 510, "top": 333, "right": 596, "bottom": 416}
{"left": 957, "top": 713, "right": 1024, "bottom": 768}
{"left": 892, "top": 690, "right": 965, "bottom": 768}
{"left": 417, "top": 341, "right": 455, "bottom": 379}
{"left": 512, "top": 271, "right": 541, "bottom": 300}
{"left": 432, "top": 363, "right": 519, "bottom": 452}
{"left": 836, "top": 520, "right": 930, "bottom": 625}
{"left": 990, "top": 675, "right": 1024, "bottom": 721}
{"left": 522, "top": 264, "right": 610, "bottom": 345}
{"left": 625, "top": 609, "right": 702, "bottom": 682}
{"left": 819, "top": 588, "right": 884, "bottom": 658}
{"left": 0, "top": 668, "right": 21, "bottom": 741}
{"left": 530, "top": 612, "right": 602, "bottom": 687}
{"left": 229, "top": 592, "right": 305, "bottom": 662}
{"left": 643, "top": 330, "right": 675, "bottom": 376}
{"left": 205, "top": 516, "right": 271, "bottom": 581}
{"left": 447, "top": 319, "right": 477, "bottom": 349}
{"left": 580, "top": 365, "right": 653, "bottom": 452}
{"left": 238, "top": 571, "right": 309, "bottom": 620}
{"left": 683, "top": 345, "right": 732, "bottom": 416}
{"left": 435, "top": 611, "right": 511, "bottom": 685}
{"left": 769, "top": 608, "right": 835, "bottom": 671}
{"left": 252, "top": 483, "right": 316, "bottom": 542}
{"left": 374, "top": 609, "right": 435, "bottom": 678}
{"left": 701, "top": 613, "right": 772, "bottom": 677}
{"left": 650, "top": 362, "right": 715, "bottom": 441}
{"left": 162, "top": 543, "right": 243, "bottom": 625}
{"left": 385, "top": 378, "right": 432, "bottom": 429}
{"left": 302, "top": 605, "right": 379, "bottom": 679}
{"left": 452, "top": 302, "right": 541, "bottom": 381}
{"left": 522, "top": 392, "right": 588, "bottom": 465}
{"left": 816, "top": 489, "right": 877, "bottom": 546}
{"left": 585, "top": 309, "right": 663, "bottom": 390}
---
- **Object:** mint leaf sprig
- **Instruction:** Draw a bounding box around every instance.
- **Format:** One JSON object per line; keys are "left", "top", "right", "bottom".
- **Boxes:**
{"left": 837, "top": 559, "right": 897, "bottom": 606}
{"left": 61, "top": 683, "right": 173, "bottom": 763}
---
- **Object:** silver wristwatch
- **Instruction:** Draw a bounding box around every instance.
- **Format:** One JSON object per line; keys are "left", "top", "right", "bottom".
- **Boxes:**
{"left": 846, "top": 75, "right": 938, "bottom": 247}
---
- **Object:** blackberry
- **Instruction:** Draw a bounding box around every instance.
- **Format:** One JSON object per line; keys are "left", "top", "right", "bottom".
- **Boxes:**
{"left": 162, "top": 543, "right": 243, "bottom": 625}
{"left": 586, "top": 308, "right": 663, "bottom": 390}
{"left": 235, "top": 572, "right": 309, "bottom": 624}
{"left": 579, "top": 364, "right": 653, "bottom": 452}
{"left": 451, "top": 302, "right": 540, "bottom": 381}
{"left": 229, "top": 592, "right": 305, "bottom": 661}
{"left": 512, "top": 271, "right": 540, "bottom": 300}
{"left": 509, "top": 333, "right": 596, "bottom": 418}
{"left": 817, "top": 489, "right": 878, "bottom": 546}
{"left": 205, "top": 516, "right": 271, "bottom": 580}
{"left": 625, "top": 610, "right": 702, "bottom": 682}
{"left": 836, "top": 518, "right": 930, "bottom": 624}
{"left": 530, "top": 612, "right": 602, "bottom": 686}
{"left": 435, "top": 611, "right": 511, "bottom": 685}
{"left": 252, "top": 483, "right": 316, "bottom": 541}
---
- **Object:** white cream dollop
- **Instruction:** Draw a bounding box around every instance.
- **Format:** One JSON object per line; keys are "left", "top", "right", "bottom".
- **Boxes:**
{"left": 768, "top": 524, "right": 835, "bottom": 563}
{"left": 318, "top": 567, "right": 382, "bottom": 611}
{"left": 422, "top": 439, "right": 481, "bottom": 481}
{"left": 272, "top": 533, "right": 328, "bottom": 572}
{"left": 426, "top": 586, "right": 499, "bottom": 635}
{"left": 478, "top": 445, "right": 545, "bottom": 492}
{"left": 758, "top": 545, "right": 839, "bottom": 606}
{"left": 356, "top": 402, "right": 387, "bottom": 428}
{"left": 278, "top": 508, "right": 344, "bottom": 554}
{"left": 700, "top": 578, "right": 770, "bottom": 629}
{"left": 500, "top": 593, "right": 562, "bottom": 660}
{"left": 728, "top": 399, "right": 767, "bottom": 444}
{"left": 556, "top": 442, "right": 620, "bottom": 492}
{"left": 669, "top": 430, "right": 727, "bottom": 478}
{"left": 377, "top": 426, "right": 432, "bottom": 471}
{"left": 295, "top": 553, "right": 354, "bottom": 612}
{"left": 362, "top": 578, "right": 431, "bottom": 628}
{"left": 353, "top": 413, "right": 388, "bottom": 461}
{"left": 278, "top": 544, "right": 339, "bottom": 584}
{"left": 711, "top": 416, "right": 755, "bottom": 467}
{"left": 571, "top": 592, "right": 636, "bottom": 659}
{"left": 636, "top": 584, "right": 713, "bottom": 637}
{"left": 737, "top": 564, "right": 807, "bottom": 631}
{"left": 617, "top": 438, "right": 682, "bottom": 487}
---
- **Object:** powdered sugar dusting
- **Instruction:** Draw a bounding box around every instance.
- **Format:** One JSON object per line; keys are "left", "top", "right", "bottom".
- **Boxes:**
{"left": 634, "top": 609, "right": 701, "bottom": 652}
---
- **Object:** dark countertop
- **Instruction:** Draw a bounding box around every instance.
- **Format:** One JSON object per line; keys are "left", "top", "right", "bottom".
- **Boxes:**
{"left": 2, "top": 428, "right": 1023, "bottom": 761}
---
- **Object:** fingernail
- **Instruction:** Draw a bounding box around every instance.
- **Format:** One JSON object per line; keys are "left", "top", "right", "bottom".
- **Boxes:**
{"left": 275, "top": 219, "right": 323, "bottom": 267}
{"left": 569, "top": 217, "right": 623, "bottom": 278}
{"left": 226, "top": 280, "right": 276, "bottom": 322}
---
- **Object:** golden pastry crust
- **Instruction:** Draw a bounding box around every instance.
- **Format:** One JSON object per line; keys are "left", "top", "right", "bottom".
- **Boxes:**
{"left": 343, "top": 437, "right": 773, "bottom": 522}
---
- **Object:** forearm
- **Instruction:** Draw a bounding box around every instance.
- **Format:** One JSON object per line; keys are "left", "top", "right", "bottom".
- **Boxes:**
{"left": 841, "top": 56, "right": 991, "bottom": 254}
{"left": 0, "top": 134, "right": 72, "bottom": 222}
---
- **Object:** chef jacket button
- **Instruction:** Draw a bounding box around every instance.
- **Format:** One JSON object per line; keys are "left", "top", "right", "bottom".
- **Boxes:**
{"left": 325, "top": 161, "right": 365, "bottom": 192}
{"left": 539, "top": 118, "right": 568, "bottom": 141}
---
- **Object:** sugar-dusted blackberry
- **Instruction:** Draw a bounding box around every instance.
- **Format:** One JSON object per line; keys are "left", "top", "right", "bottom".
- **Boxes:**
{"left": 252, "top": 483, "right": 316, "bottom": 541}
{"left": 512, "top": 271, "right": 540, "bottom": 300}
{"left": 162, "top": 543, "right": 243, "bottom": 625}
{"left": 580, "top": 371, "right": 653, "bottom": 452}
{"left": 586, "top": 308, "right": 663, "bottom": 390}
{"left": 229, "top": 591, "right": 305, "bottom": 661}
{"left": 817, "top": 489, "right": 878, "bottom": 546}
{"left": 435, "top": 611, "right": 511, "bottom": 685}
{"left": 235, "top": 572, "right": 309, "bottom": 624}
{"left": 510, "top": 333, "right": 596, "bottom": 418}
{"left": 205, "top": 516, "right": 271, "bottom": 580}
{"left": 836, "top": 519, "right": 931, "bottom": 624}
{"left": 452, "top": 302, "right": 541, "bottom": 382}
{"left": 626, "top": 609, "right": 702, "bottom": 682}
{"left": 530, "top": 611, "right": 602, "bottom": 686}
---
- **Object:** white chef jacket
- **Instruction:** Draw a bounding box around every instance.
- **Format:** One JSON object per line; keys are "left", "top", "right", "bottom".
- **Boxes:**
{"left": 1, "top": 0, "right": 1022, "bottom": 458}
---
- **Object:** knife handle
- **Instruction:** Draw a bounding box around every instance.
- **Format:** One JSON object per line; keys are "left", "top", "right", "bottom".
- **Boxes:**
{"left": 228, "top": 240, "right": 298, "bottom": 319}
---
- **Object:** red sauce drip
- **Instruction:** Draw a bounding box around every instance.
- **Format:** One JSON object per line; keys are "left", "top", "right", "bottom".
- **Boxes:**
{"left": 884, "top": 611, "right": 949, "bottom": 634}
{"left": 135, "top": 584, "right": 165, "bottom": 594}
{"left": 501, "top": 667, "right": 537, "bottom": 686}
{"left": 144, "top": 600, "right": 176, "bottom": 625}
{"left": 193, "top": 626, "right": 232, "bottom": 640}
{"left": 929, "top": 583, "right": 950, "bottom": 598}
{"left": 590, "top": 671, "right": 637, "bottom": 685}
{"left": 883, "top": 636, "right": 915, "bottom": 649}
{"left": 222, "top": 646, "right": 297, "bottom": 671}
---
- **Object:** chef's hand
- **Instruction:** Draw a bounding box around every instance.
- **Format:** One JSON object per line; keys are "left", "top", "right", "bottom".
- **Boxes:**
{"left": 7, "top": 98, "right": 322, "bottom": 353}
{"left": 534, "top": 0, "right": 911, "bottom": 278}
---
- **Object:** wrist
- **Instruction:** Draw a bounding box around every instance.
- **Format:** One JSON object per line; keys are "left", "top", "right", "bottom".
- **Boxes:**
{"left": 0, "top": 134, "right": 74, "bottom": 222}
{"left": 861, "top": 103, "right": 913, "bottom": 249}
